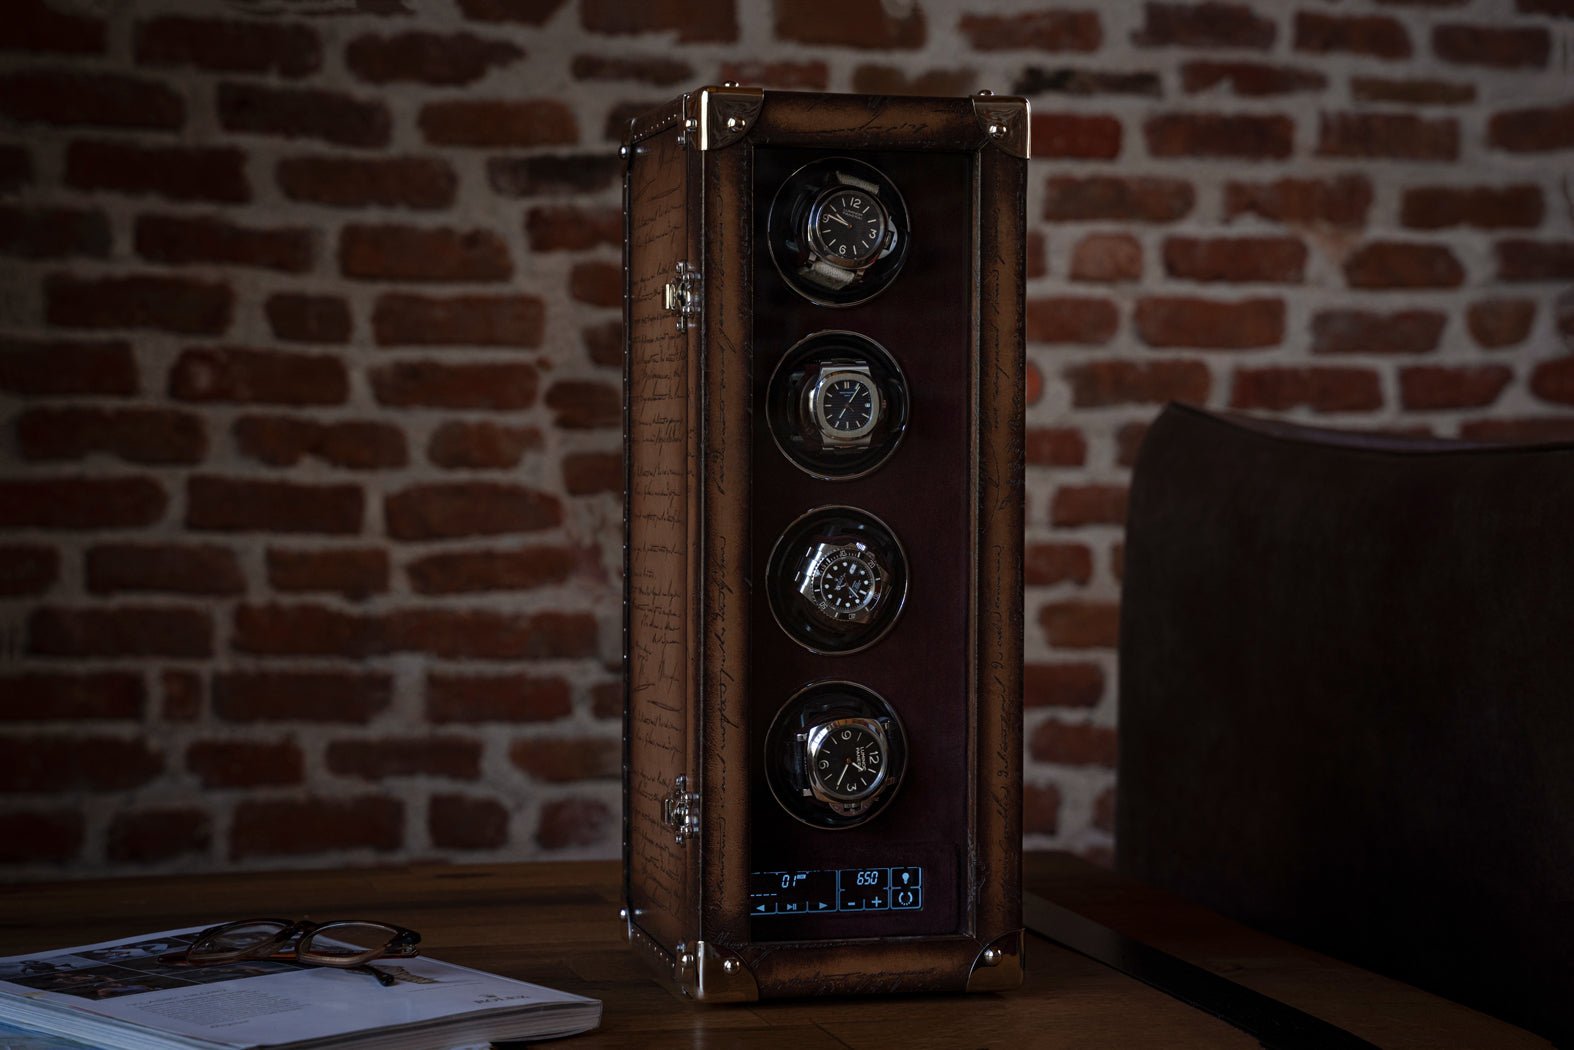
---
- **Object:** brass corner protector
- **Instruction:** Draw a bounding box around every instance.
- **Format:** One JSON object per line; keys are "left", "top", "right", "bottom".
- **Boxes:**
{"left": 966, "top": 929, "right": 1025, "bottom": 992}
{"left": 691, "top": 84, "right": 765, "bottom": 151}
{"left": 687, "top": 941, "right": 760, "bottom": 1002}
{"left": 973, "top": 96, "right": 1031, "bottom": 159}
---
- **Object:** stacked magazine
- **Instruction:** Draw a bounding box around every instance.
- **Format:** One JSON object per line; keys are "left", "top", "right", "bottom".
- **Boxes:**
{"left": 0, "top": 927, "right": 601, "bottom": 1049}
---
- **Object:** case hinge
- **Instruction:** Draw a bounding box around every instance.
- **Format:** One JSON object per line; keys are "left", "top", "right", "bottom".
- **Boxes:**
{"left": 661, "top": 774, "right": 700, "bottom": 845}
{"left": 662, "top": 261, "right": 701, "bottom": 333}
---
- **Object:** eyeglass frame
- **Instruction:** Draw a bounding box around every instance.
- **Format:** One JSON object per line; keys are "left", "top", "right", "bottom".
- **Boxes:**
{"left": 158, "top": 918, "right": 421, "bottom": 982}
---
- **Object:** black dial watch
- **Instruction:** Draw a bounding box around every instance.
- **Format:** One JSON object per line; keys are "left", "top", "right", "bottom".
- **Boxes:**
{"left": 800, "top": 717, "right": 891, "bottom": 817}
{"left": 764, "top": 681, "right": 907, "bottom": 829}
{"left": 804, "top": 364, "right": 882, "bottom": 448}
{"left": 797, "top": 540, "right": 886, "bottom": 624}
{"left": 767, "top": 158, "right": 910, "bottom": 306}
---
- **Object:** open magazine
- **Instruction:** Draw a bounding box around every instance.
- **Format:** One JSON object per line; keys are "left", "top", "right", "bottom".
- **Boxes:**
{"left": 0, "top": 927, "right": 600, "bottom": 1050}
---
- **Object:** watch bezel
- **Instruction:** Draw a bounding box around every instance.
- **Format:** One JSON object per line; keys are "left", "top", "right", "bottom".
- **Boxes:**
{"left": 797, "top": 541, "right": 886, "bottom": 624}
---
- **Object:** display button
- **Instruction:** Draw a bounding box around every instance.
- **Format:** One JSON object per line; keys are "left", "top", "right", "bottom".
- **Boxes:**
{"left": 890, "top": 885, "right": 922, "bottom": 910}
{"left": 890, "top": 866, "right": 921, "bottom": 889}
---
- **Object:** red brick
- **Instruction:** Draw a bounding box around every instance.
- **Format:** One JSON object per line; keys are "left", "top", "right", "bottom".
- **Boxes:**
{"left": 1025, "top": 662, "right": 1105, "bottom": 708}
{"left": 1230, "top": 366, "right": 1383, "bottom": 413}
{"left": 1044, "top": 175, "right": 1193, "bottom": 222}
{"left": 1466, "top": 299, "right": 1536, "bottom": 349}
{"left": 959, "top": 11, "right": 1101, "bottom": 51}
{"left": 371, "top": 360, "right": 540, "bottom": 410}
{"left": 0, "top": 144, "right": 32, "bottom": 193}
{"left": 1026, "top": 231, "right": 1048, "bottom": 280}
{"left": 106, "top": 809, "right": 209, "bottom": 863}
{"left": 1400, "top": 365, "right": 1512, "bottom": 410}
{"left": 569, "top": 261, "right": 620, "bottom": 308}
{"left": 1434, "top": 24, "right": 1549, "bottom": 67}
{"left": 328, "top": 737, "right": 481, "bottom": 781}
{"left": 1317, "top": 113, "right": 1458, "bottom": 161}
{"left": 420, "top": 99, "right": 576, "bottom": 147}
{"left": 1039, "top": 601, "right": 1120, "bottom": 648}
{"left": 16, "top": 406, "right": 205, "bottom": 465}
{"left": 536, "top": 797, "right": 612, "bottom": 850}
{"left": 1025, "top": 427, "right": 1087, "bottom": 467}
{"left": 1462, "top": 418, "right": 1574, "bottom": 443}
{"left": 1516, "top": 0, "right": 1574, "bottom": 13}
{"left": 1294, "top": 12, "right": 1411, "bottom": 58}
{"left": 277, "top": 155, "right": 457, "bottom": 210}
{"left": 545, "top": 379, "right": 620, "bottom": 429}
{"left": 186, "top": 740, "right": 303, "bottom": 788}
{"left": 135, "top": 15, "right": 320, "bottom": 76}
{"left": 218, "top": 83, "right": 390, "bottom": 149}
{"left": 265, "top": 294, "right": 352, "bottom": 344}
{"left": 0, "top": 672, "right": 142, "bottom": 719}
{"left": 1027, "top": 296, "right": 1119, "bottom": 345}
{"left": 0, "top": 477, "right": 165, "bottom": 530}
{"left": 1311, "top": 309, "right": 1446, "bottom": 355}
{"left": 46, "top": 273, "right": 232, "bottom": 334}
{"left": 407, "top": 547, "right": 577, "bottom": 594}
{"left": 1023, "top": 782, "right": 1062, "bottom": 836}
{"left": 372, "top": 293, "right": 545, "bottom": 347}
{"left": 1030, "top": 720, "right": 1118, "bottom": 767}
{"left": 427, "top": 672, "right": 573, "bottom": 723}
{"left": 386, "top": 482, "right": 562, "bottom": 540}
{"left": 1164, "top": 235, "right": 1305, "bottom": 283}
{"left": 231, "top": 797, "right": 402, "bottom": 859}
{"left": 135, "top": 214, "right": 314, "bottom": 273}
{"left": 1400, "top": 185, "right": 1543, "bottom": 230}
{"left": 266, "top": 548, "right": 388, "bottom": 599}
{"left": 487, "top": 153, "right": 621, "bottom": 197}
{"left": 584, "top": 0, "right": 737, "bottom": 40}
{"left": 1135, "top": 296, "right": 1284, "bottom": 349}
{"left": 1052, "top": 484, "right": 1129, "bottom": 527}
{"left": 1146, "top": 112, "right": 1293, "bottom": 159}
{"left": 1, "top": 0, "right": 105, "bottom": 54}
{"left": 847, "top": 65, "right": 974, "bottom": 94}
{"left": 564, "top": 450, "right": 621, "bottom": 495}
{"left": 458, "top": 0, "right": 567, "bottom": 22}
{"left": 1025, "top": 360, "right": 1044, "bottom": 406}
{"left": 340, "top": 224, "right": 512, "bottom": 282}
{"left": 0, "top": 205, "right": 110, "bottom": 259}
{"left": 1013, "top": 68, "right": 1162, "bottom": 97}
{"left": 591, "top": 681, "right": 621, "bottom": 719}
{"left": 572, "top": 54, "right": 693, "bottom": 86}
{"left": 773, "top": 0, "right": 916, "bottom": 48}
{"left": 716, "top": 60, "right": 828, "bottom": 90}
{"left": 0, "top": 811, "right": 83, "bottom": 862}
{"left": 0, "top": 545, "right": 58, "bottom": 597}
{"left": 1490, "top": 102, "right": 1574, "bottom": 153}
{"left": 510, "top": 737, "right": 619, "bottom": 783}
{"left": 233, "top": 604, "right": 597, "bottom": 661}
{"left": 1069, "top": 233, "right": 1141, "bottom": 282}
{"left": 430, "top": 794, "right": 510, "bottom": 850}
{"left": 170, "top": 346, "right": 348, "bottom": 405}
{"left": 65, "top": 141, "right": 249, "bottom": 203}
{"left": 347, "top": 30, "right": 522, "bottom": 85}
{"left": 1496, "top": 240, "right": 1574, "bottom": 282}
{"left": 1132, "top": 2, "right": 1275, "bottom": 49}
{"left": 1025, "top": 543, "right": 1093, "bottom": 586}
{"left": 86, "top": 543, "right": 243, "bottom": 595}
{"left": 234, "top": 416, "right": 407, "bottom": 470}
{"left": 1031, "top": 114, "right": 1122, "bottom": 159}
{"left": 1223, "top": 175, "right": 1371, "bottom": 228}
{"left": 428, "top": 421, "right": 543, "bottom": 469}
{"left": 1181, "top": 60, "right": 1325, "bottom": 96}
{"left": 29, "top": 606, "right": 211, "bottom": 659}
{"left": 1093, "top": 787, "right": 1118, "bottom": 832}
{"left": 0, "top": 736, "right": 161, "bottom": 792}
{"left": 213, "top": 670, "right": 393, "bottom": 722}
{"left": 526, "top": 205, "right": 623, "bottom": 252}
{"left": 162, "top": 671, "right": 202, "bottom": 722}
{"left": 1118, "top": 423, "right": 1151, "bottom": 468}
{"left": 187, "top": 476, "right": 363, "bottom": 534}
{"left": 1064, "top": 359, "right": 1211, "bottom": 407}
{"left": 583, "top": 320, "right": 623, "bottom": 368}
{"left": 0, "top": 70, "right": 181, "bottom": 129}
{"left": 1531, "top": 357, "right": 1574, "bottom": 406}
{"left": 1345, "top": 242, "right": 1465, "bottom": 289}
{"left": 0, "top": 338, "right": 136, "bottom": 397}
{"left": 1350, "top": 77, "right": 1475, "bottom": 106}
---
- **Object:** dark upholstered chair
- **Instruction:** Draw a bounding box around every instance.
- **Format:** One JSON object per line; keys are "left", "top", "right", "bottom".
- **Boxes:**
{"left": 1118, "top": 404, "right": 1573, "bottom": 1045}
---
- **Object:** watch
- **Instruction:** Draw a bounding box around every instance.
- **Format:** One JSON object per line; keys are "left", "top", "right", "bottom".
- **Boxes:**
{"left": 798, "top": 716, "right": 893, "bottom": 817}
{"left": 803, "top": 363, "right": 883, "bottom": 449}
{"left": 800, "top": 172, "right": 898, "bottom": 291}
{"left": 796, "top": 540, "right": 888, "bottom": 625}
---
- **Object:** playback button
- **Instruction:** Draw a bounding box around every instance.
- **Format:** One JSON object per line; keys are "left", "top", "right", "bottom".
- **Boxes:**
{"left": 889, "top": 884, "right": 921, "bottom": 910}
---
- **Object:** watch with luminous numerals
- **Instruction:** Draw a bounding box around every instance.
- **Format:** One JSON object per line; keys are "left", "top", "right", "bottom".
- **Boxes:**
{"left": 801, "top": 172, "right": 898, "bottom": 291}
{"left": 804, "top": 363, "right": 883, "bottom": 448}
{"left": 796, "top": 541, "right": 887, "bottom": 625}
{"left": 798, "top": 716, "right": 893, "bottom": 817}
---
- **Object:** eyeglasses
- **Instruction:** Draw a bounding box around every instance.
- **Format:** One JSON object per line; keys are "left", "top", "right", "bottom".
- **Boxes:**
{"left": 159, "top": 919, "right": 421, "bottom": 987}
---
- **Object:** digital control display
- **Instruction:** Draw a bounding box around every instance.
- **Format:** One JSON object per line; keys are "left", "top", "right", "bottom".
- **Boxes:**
{"left": 750, "top": 866, "right": 923, "bottom": 916}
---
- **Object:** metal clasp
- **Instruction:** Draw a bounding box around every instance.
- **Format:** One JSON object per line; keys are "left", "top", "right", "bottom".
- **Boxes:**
{"left": 662, "top": 261, "right": 701, "bottom": 333}
{"left": 662, "top": 774, "right": 700, "bottom": 844}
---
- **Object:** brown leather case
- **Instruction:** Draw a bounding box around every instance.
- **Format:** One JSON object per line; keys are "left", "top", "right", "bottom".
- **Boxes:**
{"left": 622, "top": 87, "right": 1027, "bottom": 1001}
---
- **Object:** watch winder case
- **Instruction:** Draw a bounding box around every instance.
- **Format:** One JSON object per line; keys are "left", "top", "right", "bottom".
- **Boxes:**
{"left": 622, "top": 86, "right": 1028, "bottom": 1000}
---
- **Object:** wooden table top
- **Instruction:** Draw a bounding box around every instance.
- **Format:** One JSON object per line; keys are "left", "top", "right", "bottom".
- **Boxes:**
{"left": 0, "top": 852, "right": 1547, "bottom": 1049}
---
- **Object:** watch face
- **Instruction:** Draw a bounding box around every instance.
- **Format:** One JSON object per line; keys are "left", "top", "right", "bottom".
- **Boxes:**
{"left": 817, "top": 375, "right": 877, "bottom": 437}
{"left": 809, "top": 722, "right": 886, "bottom": 802}
{"left": 808, "top": 188, "right": 888, "bottom": 268}
{"left": 809, "top": 551, "right": 879, "bottom": 616}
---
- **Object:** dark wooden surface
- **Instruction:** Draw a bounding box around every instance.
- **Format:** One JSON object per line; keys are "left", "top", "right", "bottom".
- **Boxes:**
{"left": 0, "top": 852, "right": 1546, "bottom": 1048}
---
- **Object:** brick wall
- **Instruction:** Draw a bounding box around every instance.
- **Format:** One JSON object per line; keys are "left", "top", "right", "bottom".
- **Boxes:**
{"left": 0, "top": 0, "right": 1569, "bottom": 879}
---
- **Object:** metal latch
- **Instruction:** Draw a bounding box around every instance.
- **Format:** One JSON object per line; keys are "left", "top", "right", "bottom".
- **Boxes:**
{"left": 662, "top": 774, "right": 700, "bottom": 844}
{"left": 662, "top": 261, "right": 701, "bottom": 333}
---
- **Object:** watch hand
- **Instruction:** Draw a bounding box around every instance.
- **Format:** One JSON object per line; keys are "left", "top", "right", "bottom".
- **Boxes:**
{"left": 825, "top": 210, "right": 852, "bottom": 228}
{"left": 836, "top": 763, "right": 849, "bottom": 788}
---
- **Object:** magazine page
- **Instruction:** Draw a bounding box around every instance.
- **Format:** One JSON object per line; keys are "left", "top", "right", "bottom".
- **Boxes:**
{"left": 0, "top": 1018, "right": 99, "bottom": 1050}
{"left": 0, "top": 927, "right": 599, "bottom": 1050}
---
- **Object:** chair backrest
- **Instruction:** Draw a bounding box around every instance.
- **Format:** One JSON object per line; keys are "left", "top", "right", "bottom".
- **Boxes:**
{"left": 1117, "top": 403, "right": 1574, "bottom": 1045}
